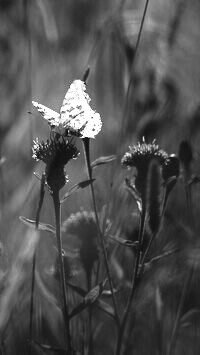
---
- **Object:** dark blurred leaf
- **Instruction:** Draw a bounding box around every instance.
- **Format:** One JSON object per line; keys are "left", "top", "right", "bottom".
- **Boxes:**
{"left": 180, "top": 309, "right": 200, "bottom": 326}
{"left": 69, "top": 279, "right": 107, "bottom": 319}
{"left": 162, "top": 176, "right": 178, "bottom": 215}
{"left": 96, "top": 299, "right": 115, "bottom": 319}
{"left": 91, "top": 155, "right": 116, "bottom": 169}
{"left": 19, "top": 216, "right": 55, "bottom": 234}
{"left": 107, "top": 234, "right": 139, "bottom": 248}
{"left": 61, "top": 179, "right": 95, "bottom": 203}
{"left": 188, "top": 175, "right": 200, "bottom": 186}
{"left": 66, "top": 282, "right": 87, "bottom": 297}
{"left": 125, "top": 178, "right": 142, "bottom": 212}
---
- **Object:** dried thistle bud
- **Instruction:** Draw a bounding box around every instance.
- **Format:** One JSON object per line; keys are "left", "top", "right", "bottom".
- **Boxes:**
{"left": 32, "top": 137, "right": 79, "bottom": 192}
{"left": 62, "top": 211, "right": 99, "bottom": 278}
{"left": 178, "top": 140, "right": 193, "bottom": 171}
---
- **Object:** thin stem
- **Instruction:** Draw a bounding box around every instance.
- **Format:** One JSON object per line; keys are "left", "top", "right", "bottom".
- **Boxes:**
{"left": 52, "top": 190, "right": 72, "bottom": 355}
{"left": 82, "top": 138, "right": 120, "bottom": 326}
{"left": 118, "top": 0, "right": 150, "bottom": 145}
{"left": 28, "top": 174, "right": 45, "bottom": 355}
{"left": 115, "top": 207, "right": 146, "bottom": 355}
{"left": 167, "top": 267, "right": 193, "bottom": 355}
{"left": 87, "top": 272, "right": 93, "bottom": 355}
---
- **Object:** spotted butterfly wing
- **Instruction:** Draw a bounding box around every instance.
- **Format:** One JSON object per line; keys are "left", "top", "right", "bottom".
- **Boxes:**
{"left": 32, "top": 101, "right": 60, "bottom": 127}
{"left": 60, "top": 80, "right": 102, "bottom": 138}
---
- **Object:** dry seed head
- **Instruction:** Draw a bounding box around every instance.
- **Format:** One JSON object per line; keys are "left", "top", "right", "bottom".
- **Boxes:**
{"left": 62, "top": 211, "right": 99, "bottom": 276}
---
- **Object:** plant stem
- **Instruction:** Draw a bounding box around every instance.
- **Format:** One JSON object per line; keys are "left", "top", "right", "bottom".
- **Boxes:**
{"left": 115, "top": 207, "right": 146, "bottom": 355}
{"left": 87, "top": 272, "right": 93, "bottom": 355}
{"left": 82, "top": 138, "right": 120, "bottom": 326}
{"left": 167, "top": 267, "right": 193, "bottom": 355}
{"left": 52, "top": 190, "right": 72, "bottom": 355}
{"left": 118, "top": 0, "right": 150, "bottom": 144}
{"left": 28, "top": 173, "right": 45, "bottom": 355}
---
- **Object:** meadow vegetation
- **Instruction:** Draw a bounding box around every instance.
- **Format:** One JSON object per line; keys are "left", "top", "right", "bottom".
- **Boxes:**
{"left": 1, "top": 0, "right": 200, "bottom": 354}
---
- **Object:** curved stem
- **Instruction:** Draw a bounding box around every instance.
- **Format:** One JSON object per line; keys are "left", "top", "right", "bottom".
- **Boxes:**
{"left": 52, "top": 190, "right": 72, "bottom": 355}
{"left": 82, "top": 138, "right": 120, "bottom": 326}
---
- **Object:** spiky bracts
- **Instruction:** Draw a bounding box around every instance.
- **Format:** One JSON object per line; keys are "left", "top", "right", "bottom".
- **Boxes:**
{"left": 33, "top": 137, "right": 79, "bottom": 192}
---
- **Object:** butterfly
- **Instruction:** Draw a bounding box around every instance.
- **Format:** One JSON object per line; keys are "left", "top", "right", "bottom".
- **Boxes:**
{"left": 32, "top": 80, "right": 102, "bottom": 139}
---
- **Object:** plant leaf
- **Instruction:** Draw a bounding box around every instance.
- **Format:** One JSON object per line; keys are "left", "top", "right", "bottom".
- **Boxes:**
{"left": 19, "top": 216, "right": 55, "bottom": 234}
{"left": 66, "top": 282, "right": 87, "bottom": 297}
{"left": 91, "top": 155, "right": 116, "bottom": 169}
{"left": 69, "top": 279, "right": 107, "bottom": 319}
{"left": 125, "top": 178, "right": 142, "bottom": 212}
{"left": 61, "top": 179, "right": 95, "bottom": 203}
{"left": 180, "top": 309, "right": 200, "bottom": 326}
{"left": 96, "top": 299, "right": 115, "bottom": 319}
{"left": 107, "top": 234, "right": 139, "bottom": 248}
{"left": 34, "top": 171, "right": 43, "bottom": 181}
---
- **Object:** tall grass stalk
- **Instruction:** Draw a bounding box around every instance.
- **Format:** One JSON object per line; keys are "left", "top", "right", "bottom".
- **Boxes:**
{"left": 28, "top": 173, "right": 45, "bottom": 355}
{"left": 119, "top": 0, "right": 150, "bottom": 144}
{"left": 82, "top": 137, "right": 120, "bottom": 326}
{"left": 52, "top": 190, "right": 72, "bottom": 354}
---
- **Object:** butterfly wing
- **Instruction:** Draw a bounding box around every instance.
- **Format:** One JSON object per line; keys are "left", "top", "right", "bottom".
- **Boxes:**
{"left": 32, "top": 101, "right": 60, "bottom": 127}
{"left": 60, "top": 80, "right": 102, "bottom": 138}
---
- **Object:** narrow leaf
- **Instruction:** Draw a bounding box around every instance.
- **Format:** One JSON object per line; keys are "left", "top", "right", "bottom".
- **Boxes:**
{"left": 61, "top": 179, "right": 95, "bottom": 203}
{"left": 125, "top": 178, "right": 142, "bottom": 212}
{"left": 180, "top": 309, "right": 200, "bottom": 325}
{"left": 19, "top": 216, "right": 55, "bottom": 234}
{"left": 107, "top": 234, "right": 139, "bottom": 248}
{"left": 69, "top": 279, "right": 107, "bottom": 319}
{"left": 66, "top": 283, "right": 87, "bottom": 297}
{"left": 34, "top": 171, "right": 43, "bottom": 181}
{"left": 91, "top": 155, "right": 116, "bottom": 169}
{"left": 96, "top": 299, "right": 115, "bottom": 319}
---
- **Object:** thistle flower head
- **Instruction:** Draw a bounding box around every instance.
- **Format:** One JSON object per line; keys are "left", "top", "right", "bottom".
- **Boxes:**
{"left": 121, "top": 139, "right": 169, "bottom": 172}
{"left": 32, "top": 80, "right": 102, "bottom": 139}
{"left": 32, "top": 136, "right": 79, "bottom": 191}
{"left": 121, "top": 139, "right": 178, "bottom": 202}
{"left": 62, "top": 211, "right": 99, "bottom": 276}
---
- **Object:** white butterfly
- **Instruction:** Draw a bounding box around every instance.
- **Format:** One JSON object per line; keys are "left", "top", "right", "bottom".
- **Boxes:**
{"left": 32, "top": 80, "right": 102, "bottom": 139}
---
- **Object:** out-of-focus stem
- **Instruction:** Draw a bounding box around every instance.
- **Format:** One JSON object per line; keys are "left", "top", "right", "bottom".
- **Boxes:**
{"left": 115, "top": 206, "right": 146, "bottom": 355}
{"left": 52, "top": 190, "right": 72, "bottom": 355}
{"left": 28, "top": 173, "right": 45, "bottom": 355}
{"left": 82, "top": 138, "right": 120, "bottom": 327}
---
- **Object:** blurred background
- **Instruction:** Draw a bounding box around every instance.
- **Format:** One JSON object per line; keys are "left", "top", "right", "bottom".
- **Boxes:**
{"left": 1, "top": 0, "right": 200, "bottom": 354}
